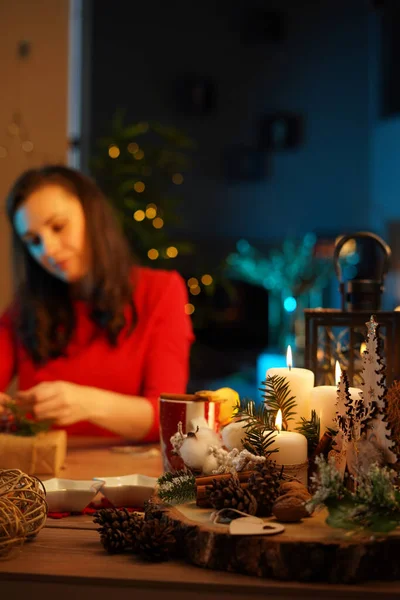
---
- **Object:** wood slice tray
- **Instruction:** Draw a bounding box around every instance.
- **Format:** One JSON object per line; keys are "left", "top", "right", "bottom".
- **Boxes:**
{"left": 153, "top": 498, "right": 400, "bottom": 584}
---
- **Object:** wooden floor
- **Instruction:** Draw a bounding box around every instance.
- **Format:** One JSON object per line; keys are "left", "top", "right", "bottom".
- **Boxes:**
{"left": 1, "top": 438, "right": 400, "bottom": 600}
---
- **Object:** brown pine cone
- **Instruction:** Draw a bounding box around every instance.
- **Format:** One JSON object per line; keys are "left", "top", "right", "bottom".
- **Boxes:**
{"left": 206, "top": 476, "right": 258, "bottom": 518}
{"left": 136, "top": 518, "right": 176, "bottom": 562}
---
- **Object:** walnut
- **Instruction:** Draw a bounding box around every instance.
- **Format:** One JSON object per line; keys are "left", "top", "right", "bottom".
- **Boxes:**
{"left": 280, "top": 481, "right": 309, "bottom": 495}
{"left": 272, "top": 493, "right": 309, "bottom": 522}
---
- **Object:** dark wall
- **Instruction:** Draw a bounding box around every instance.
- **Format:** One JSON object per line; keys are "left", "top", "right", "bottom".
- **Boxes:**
{"left": 89, "top": 0, "right": 371, "bottom": 245}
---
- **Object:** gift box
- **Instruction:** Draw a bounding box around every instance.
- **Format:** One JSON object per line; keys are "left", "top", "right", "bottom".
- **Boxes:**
{"left": 0, "top": 430, "right": 67, "bottom": 477}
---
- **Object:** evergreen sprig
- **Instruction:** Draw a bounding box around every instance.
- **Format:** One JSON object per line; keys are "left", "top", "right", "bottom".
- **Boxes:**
{"left": 234, "top": 398, "right": 279, "bottom": 457}
{"left": 157, "top": 470, "right": 196, "bottom": 504}
{"left": 295, "top": 410, "right": 320, "bottom": 457}
{"left": 3, "top": 401, "right": 50, "bottom": 437}
{"left": 259, "top": 375, "right": 297, "bottom": 430}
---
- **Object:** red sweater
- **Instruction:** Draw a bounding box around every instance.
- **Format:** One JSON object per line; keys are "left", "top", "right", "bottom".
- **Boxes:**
{"left": 0, "top": 267, "right": 194, "bottom": 443}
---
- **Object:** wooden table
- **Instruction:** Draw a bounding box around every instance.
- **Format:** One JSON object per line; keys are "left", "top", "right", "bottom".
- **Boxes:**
{"left": 1, "top": 437, "right": 400, "bottom": 600}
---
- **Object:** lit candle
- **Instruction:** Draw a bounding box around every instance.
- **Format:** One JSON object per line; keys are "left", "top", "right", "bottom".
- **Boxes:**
{"left": 266, "top": 346, "right": 315, "bottom": 430}
{"left": 268, "top": 409, "right": 308, "bottom": 484}
{"left": 309, "top": 361, "right": 361, "bottom": 439}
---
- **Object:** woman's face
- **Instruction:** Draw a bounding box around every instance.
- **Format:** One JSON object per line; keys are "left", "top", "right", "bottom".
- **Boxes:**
{"left": 14, "top": 184, "right": 89, "bottom": 283}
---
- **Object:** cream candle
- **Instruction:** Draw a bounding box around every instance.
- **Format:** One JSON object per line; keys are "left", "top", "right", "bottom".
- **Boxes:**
{"left": 266, "top": 346, "right": 315, "bottom": 430}
{"left": 268, "top": 410, "right": 308, "bottom": 484}
{"left": 309, "top": 361, "right": 361, "bottom": 439}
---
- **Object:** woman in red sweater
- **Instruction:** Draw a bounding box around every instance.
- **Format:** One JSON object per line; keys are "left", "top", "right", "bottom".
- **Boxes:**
{"left": 0, "top": 165, "right": 194, "bottom": 442}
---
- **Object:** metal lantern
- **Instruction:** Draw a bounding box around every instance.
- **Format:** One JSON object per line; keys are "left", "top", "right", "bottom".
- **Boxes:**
{"left": 304, "top": 231, "right": 400, "bottom": 386}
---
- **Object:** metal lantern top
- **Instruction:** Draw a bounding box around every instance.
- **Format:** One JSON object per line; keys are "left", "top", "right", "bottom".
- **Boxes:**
{"left": 333, "top": 231, "right": 391, "bottom": 311}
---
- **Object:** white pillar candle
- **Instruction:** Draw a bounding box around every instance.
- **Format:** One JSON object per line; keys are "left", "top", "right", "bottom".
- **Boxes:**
{"left": 266, "top": 346, "right": 315, "bottom": 430}
{"left": 268, "top": 410, "right": 308, "bottom": 485}
{"left": 309, "top": 361, "right": 361, "bottom": 438}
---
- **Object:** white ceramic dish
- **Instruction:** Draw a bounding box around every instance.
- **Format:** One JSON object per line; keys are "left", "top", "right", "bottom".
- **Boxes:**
{"left": 43, "top": 478, "right": 104, "bottom": 513}
{"left": 94, "top": 474, "right": 157, "bottom": 508}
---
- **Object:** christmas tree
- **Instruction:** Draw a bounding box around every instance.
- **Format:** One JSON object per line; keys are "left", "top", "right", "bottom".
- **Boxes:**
{"left": 361, "top": 316, "right": 397, "bottom": 465}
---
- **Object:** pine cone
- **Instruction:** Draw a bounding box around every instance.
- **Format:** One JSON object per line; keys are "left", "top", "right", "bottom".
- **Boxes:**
{"left": 136, "top": 518, "right": 176, "bottom": 562}
{"left": 247, "top": 462, "right": 282, "bottom": 516}
{"left": 206, "top": 476, "right": 258, "bottom": 517}
{"left": 93, "top": 508, "right": 143, "bottom": 554}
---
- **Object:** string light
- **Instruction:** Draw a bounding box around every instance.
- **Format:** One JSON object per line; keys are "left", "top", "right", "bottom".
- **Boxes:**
{"left": 127, "top": 142, "right": 139, "bottom": 154}
{"left": 172, "top": 173, "right": 184, "bottom": 185}
{"left": 190, "top": 285, "right": 201, "bottom": 296}
{"left": 108, "top": 145, "right": 120, "bottom": 159}
{"left": 133, "top": 210, "right": 145, "bottom": 221}
{"left": 134, "top": 181, "right": 145, "bottom": 193}
{"left": 185, "top": 303, "right": 195, "bottom": 315}
{"left": 147, "top": 249, "right": 159, "bottom": 260}
{"left": 166, "top": 246, "right": 178, "bottom": 258}
{"left": 146, "top": 207, "right": 157, "bottom": 219}
{"left": 201, "top": 274, "right": 213, "bottom": 285}
{"left": 187, "top": 277, "right": 198, "bottom": 288}
{"left": 134, "top": 149, "right": 144, "bottom": 160}
{"left": 152, "top": 217, "right": 164, "bottom": 229}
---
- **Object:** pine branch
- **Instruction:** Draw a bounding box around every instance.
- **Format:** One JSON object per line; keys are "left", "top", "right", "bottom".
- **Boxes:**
{"left": 234, "top": 398, "right": 279, "bottom": 457}
{"left": 259, "top": 375, "right": 297, "bottom": 429}
{"left": 157, "top": 470, "right": 196, "bottom": 504}
{"left": 295, "top": 410, "right": 320, "bottom": 457}
{"left": 3, "top": 401, "right": 50, "bottom": 437}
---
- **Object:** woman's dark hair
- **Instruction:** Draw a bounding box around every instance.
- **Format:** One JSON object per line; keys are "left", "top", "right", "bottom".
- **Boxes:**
{"left": 6, "top": 164, "right": 137, "bottom": 364}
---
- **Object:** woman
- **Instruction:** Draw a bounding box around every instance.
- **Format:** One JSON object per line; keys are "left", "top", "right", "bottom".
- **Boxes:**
{"left": 0, "top": 165, "right": 194, "bottom": 442}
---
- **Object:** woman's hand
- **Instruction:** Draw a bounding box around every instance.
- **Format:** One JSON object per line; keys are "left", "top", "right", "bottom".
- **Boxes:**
{"left": 0, "top": 392, "right": 12, "bottom": 414}
{"left": 16, "top": 381, "right": 95, "bottom": 426}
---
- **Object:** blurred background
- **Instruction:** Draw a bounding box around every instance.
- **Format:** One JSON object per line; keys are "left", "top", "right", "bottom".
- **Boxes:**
{"left": 0, "top": 0, "right": 399, "bottom": 400}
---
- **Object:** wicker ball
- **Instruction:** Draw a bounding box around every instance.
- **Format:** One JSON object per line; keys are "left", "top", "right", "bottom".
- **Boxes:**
{"left": 0, "top": 469, "right": 47, "bottom": 541}
{"left": 0, "top": 497, "right": 26, "bottom": 560}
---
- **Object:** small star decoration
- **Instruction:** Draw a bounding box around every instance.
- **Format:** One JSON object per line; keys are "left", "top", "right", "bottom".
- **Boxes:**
{"left": 366, "top": 315, "right": 378, "bottom": 338}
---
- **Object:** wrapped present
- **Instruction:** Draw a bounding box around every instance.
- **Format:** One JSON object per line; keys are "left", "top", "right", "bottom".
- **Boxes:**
{"left": 0, "top": 430, "right": 67, "bottom": 477}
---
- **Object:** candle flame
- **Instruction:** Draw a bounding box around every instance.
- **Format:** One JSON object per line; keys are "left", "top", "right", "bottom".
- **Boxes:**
{"left": 286, "top": 345, "right": 293, "bottom": 370}
{"left": 335, "top": 360, "right": 342, "bottom": 386}
{"left": 275, "top": 409, "right": 283, "bottom": 432}
{"left": 360, "top": 342, "right": 367, "bottom": 355}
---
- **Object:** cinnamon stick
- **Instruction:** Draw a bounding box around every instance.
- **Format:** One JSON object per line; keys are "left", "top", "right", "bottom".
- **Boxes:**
{"left": 195, "top": 471, "right": 252, "bottom": 487}
{"left": 159, "top": 393, "right": 209, "bottom": 402}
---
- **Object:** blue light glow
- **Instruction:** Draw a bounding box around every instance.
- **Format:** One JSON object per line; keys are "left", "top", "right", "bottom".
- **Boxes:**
{"left": 283, "top": 296, "right": 297, "bottom": 312}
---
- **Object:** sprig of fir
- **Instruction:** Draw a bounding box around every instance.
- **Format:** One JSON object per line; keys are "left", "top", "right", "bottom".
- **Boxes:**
{"left": 157, "top": 470, "right": 196, "bottom": 504}
{"left": 259, "top": 374, "right": 297, "bottom": 430}
{"left": 3, "top": 401, "right": 50, "bottom": 437}
{"left": 234, "top": 398, "right": 279, "bottom": 457}
{"left": 295, "top": 410, "right": 320, "bottom": 456}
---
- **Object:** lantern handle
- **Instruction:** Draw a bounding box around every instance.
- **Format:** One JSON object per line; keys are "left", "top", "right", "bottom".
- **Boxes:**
{"left": 333, "top": 231, "right": 391, "bottom": 283}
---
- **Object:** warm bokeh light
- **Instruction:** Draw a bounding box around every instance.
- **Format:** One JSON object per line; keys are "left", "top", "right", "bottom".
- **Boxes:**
{"left": 134, "top": 149, "right": 144, "bottom": 160}
{"left": 7, "top": 123, "right": 19, "bottom": 136}
{"left": 190, "top": 285, "right": 201, "bottom": 296}
{"left": 127, "top": 142, "right": 139, "bottom": 154}
{"left": 21, "top": 140, "right": 33, "bottom": 152}
{"left": 335, "top": 360, "right": 341, "bottom": 385}
{"left": 108, "top": 145, "right": 120, "bottom": 159}
{"left": 187, "top": 277, "right": 198, "bottom": 288}
{"left": 286, "top": 345, "right": 293, "bottom": 369}
{"left": 147, "top": 249, "right": 159, "bottom": 260}
{"left": 147, "top": 203, "right": 157, "bottom": 210}
{"left": 152, "top": 217, "right": 164, "bottom": 229}
{"left": 146, "top": 207, "right": 157, "bottom": 219}
{"left": 360, "top": 342, "right": 367, "bottom": 355}
{"left": 166, "top": 246, "right": 178, "bottom": 258}
{"left": 172, "top": 173, "right": 184, "bottom": 185}
{"left": 275, "top": 409, "right": 283, "bottom": 431}
{"left": 134, "top": 181, "right": 145, "bottom": 193}
{"left": 185, "top": 303, "right": 195, "bottom": 315}
{"left": 133, "top": 210, "right": 145, "bottom": 221}
{"left": 201, "top": 274, "right": 213, "bottom": 286}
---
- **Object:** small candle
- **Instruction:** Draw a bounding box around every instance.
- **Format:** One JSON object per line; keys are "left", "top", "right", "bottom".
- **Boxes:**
{"left": 266, "top": 346, "right": 315, "bottom": 430}
{"left": 268, "top": 410, "right": 308, "bottom": 484}
{"left": 309, "top": 361, "right": 361, "bottom": 438}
